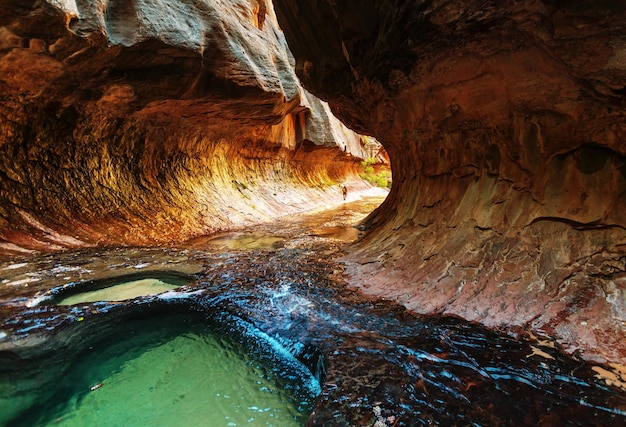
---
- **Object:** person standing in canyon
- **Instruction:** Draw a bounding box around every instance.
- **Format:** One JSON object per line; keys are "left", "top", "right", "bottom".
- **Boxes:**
{"left": 342, "top": 185, "right": 348, "bottom": 200}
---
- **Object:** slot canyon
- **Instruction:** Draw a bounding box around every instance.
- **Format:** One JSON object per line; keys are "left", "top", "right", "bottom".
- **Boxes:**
{"left": 1, "top": 0, "right": 626, "bottom": 425}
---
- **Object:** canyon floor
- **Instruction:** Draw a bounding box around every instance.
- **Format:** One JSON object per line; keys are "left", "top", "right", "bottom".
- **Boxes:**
{"left": 1, "top": 191, "right": 625, "bottom": 426}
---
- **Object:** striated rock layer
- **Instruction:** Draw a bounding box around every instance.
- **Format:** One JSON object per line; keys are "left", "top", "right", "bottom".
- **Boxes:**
{"left": 0, "top": 0, "right": 380, "bottom": 255}
{"left": 274, "top": 0, "right": 626, "bottom": 363}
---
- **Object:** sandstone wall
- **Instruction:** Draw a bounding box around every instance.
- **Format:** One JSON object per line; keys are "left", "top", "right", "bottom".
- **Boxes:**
{"left": 274, "top": 0, "right": 626, "bottom": 362}
{"left": 0, "top": 0, "right": 374, "bottom": 254}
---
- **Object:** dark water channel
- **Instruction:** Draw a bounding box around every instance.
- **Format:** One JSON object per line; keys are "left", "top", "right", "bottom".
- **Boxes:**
{"left": 1, "top": 195, "right": 625, "bottom": 426}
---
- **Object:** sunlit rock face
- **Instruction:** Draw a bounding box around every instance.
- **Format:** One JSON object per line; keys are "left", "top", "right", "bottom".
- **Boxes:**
{"left": 274, "top": 0, "right": 626, "bottom": 363}
{"left": 0, "top": 0, "right": 376, "bottom": 254}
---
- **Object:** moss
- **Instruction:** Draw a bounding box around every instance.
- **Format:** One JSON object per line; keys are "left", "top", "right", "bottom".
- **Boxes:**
{"left": 359, "top": 159, "right": 392, "bottom": 188}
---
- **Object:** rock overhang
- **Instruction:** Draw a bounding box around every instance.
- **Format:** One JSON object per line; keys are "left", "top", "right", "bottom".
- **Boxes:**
{"left": 273, "top": 0, "right": 626, "bottom": 363}
{"left": 0, "top": 0, "right": 385, "bottom": 254}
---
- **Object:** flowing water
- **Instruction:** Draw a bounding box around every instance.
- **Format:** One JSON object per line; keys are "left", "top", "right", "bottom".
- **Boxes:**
{"left": 1, "top": 193, "right": 625, "bottom": 426}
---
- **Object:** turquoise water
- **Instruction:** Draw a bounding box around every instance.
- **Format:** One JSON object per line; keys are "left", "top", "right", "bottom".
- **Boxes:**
{"left": 56, "top": 278, "right": 180, "bottom": 305}
{"left": 2, "top": 314, "right": 318, "bottom": 427}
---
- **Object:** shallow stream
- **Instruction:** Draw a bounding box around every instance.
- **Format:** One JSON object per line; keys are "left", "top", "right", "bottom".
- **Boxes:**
{"left": 1, "top": 195, "right": 625, "bottom": 426}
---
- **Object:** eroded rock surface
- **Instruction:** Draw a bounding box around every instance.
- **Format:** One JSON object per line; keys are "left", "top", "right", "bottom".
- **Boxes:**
{"left": 0, "top": 0, "right": 379, "bottom": 254}
{"left": 274, "top": 0, "right": 626, "bottom": 363}
{"left": 2, "top": 197, "right": 624, "bottom": 426}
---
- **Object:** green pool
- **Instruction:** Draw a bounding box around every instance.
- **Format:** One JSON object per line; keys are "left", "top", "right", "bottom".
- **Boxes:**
{"left": 0, "top": 311, "right": 319, "bottom": 427}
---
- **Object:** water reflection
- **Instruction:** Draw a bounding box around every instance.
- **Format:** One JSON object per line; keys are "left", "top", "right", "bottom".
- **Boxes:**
{"left": 309, "top": 225, "right": 361, "bottom": 242}
{"left": 1, "top": 195, "right": 625, "bottom": 426}
{"left": 202, "top": 233, "right": 286, "bottom": 250}
{"left": 54, "top": 278, "right": 179, "bottom": 305}
{"left": 36, "top": 272, "right": 194, "bottom": 306}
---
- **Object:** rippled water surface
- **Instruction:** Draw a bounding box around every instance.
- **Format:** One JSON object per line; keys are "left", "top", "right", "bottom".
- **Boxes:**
{"left": 1, "top": 193, "right": 625, "bottom": 426}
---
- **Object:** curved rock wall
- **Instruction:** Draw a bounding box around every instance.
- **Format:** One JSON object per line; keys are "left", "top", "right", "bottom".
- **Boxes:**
{"left": 274, "top": 0, "right": 626, "bottom": 362}
{"left": 4, "top": 0, "right": 624, "bottom": 364}
{"left": 0, "top": 0, "right": 377, "bottom": 254}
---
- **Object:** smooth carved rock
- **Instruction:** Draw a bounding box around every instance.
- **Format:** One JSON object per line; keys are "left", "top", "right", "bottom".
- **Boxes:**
{"left": 274, "top": 0, "right": 626, "bottom": 363}
{"left": 0, "top": 0, "right": 378, "bottom": 254}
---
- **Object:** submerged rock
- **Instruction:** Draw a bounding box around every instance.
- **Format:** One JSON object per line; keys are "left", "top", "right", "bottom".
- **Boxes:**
{"left": 1, "top": 202, "right": 624, "bottom": 426}
{"left": 1, "top": 0, "right": 623, "bottom": 385}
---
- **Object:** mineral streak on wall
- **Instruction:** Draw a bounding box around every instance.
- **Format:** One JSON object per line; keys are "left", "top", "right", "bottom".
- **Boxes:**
{"left": 0, "top": 0, "right": 380, "bottom": 254}
{"left": 274, "top": 0, "right": 626, "bottom": 363}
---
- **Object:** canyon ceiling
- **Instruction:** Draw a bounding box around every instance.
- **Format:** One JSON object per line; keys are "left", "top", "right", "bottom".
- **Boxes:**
{"left": 1, "top": 0, "right": 626, "bottom": 363}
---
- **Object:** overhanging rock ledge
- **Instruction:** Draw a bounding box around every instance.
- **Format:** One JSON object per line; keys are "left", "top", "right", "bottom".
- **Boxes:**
{"left": 274, "top": 0, "right": 626, "bottom": 363}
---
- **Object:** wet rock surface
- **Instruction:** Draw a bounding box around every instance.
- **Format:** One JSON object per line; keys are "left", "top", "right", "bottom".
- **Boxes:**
{"left": 1, "top": 0, "right": 626, "bottom": 420}
{"left": 274, "top": 0, "right": 626, "bottom": 363}
{"left": 1, "top": 197, "right": 625, "bottom": 426}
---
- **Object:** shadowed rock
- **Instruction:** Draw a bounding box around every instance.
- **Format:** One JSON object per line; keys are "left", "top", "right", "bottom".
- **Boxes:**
{"left": 273, "top": 0, "right": 626, "bottom": 363}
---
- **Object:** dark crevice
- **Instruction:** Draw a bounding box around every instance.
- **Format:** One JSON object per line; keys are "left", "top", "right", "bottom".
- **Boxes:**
{"left": 527, "top": 216, "right": 626, "bottom": 231}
